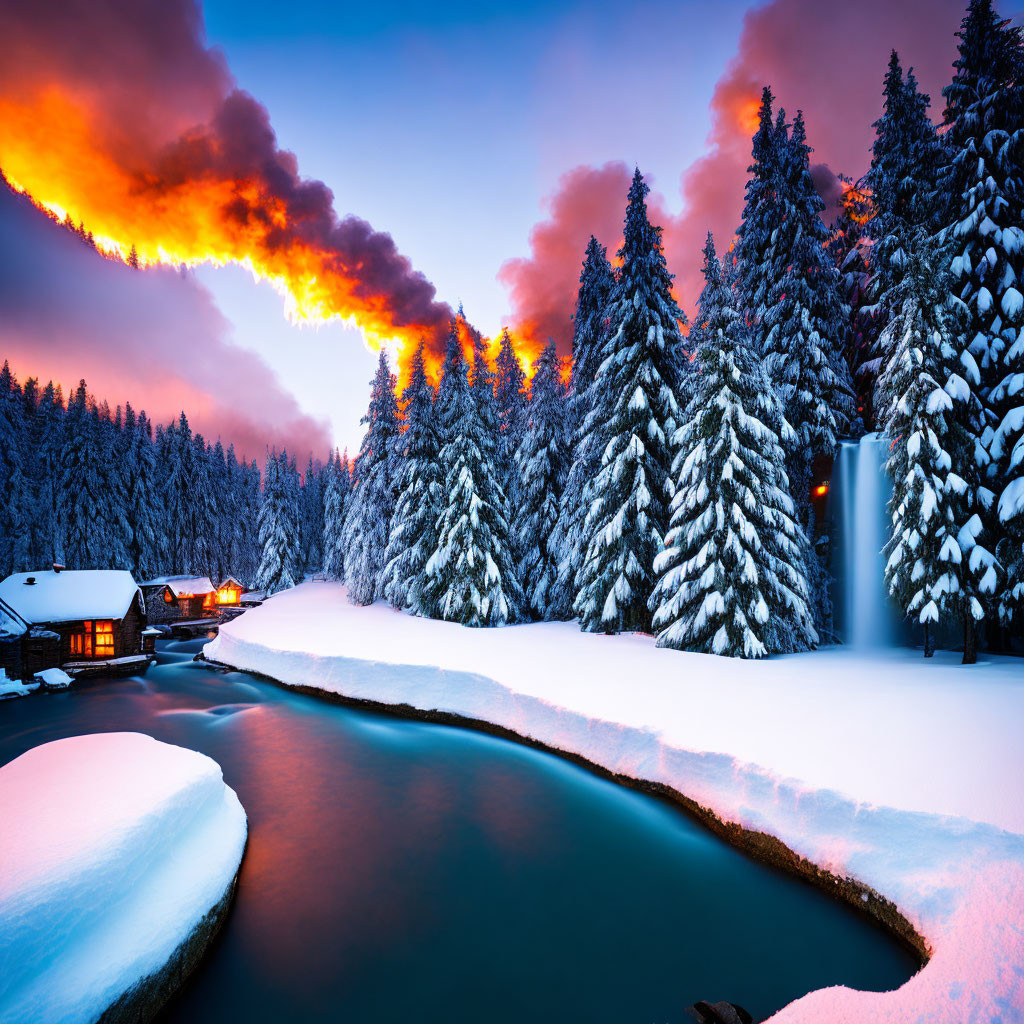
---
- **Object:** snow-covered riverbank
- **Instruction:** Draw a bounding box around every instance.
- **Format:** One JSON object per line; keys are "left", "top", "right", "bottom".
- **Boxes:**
{"left": 0, "top": 732, "right": 247, "bottom": 1024}
{"left": 207, "top": 582, "right": 1024, "bottom": 1023}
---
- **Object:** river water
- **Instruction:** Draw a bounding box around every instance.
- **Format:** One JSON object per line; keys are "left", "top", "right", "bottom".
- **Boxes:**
{"left": 0, "top": 639, "right": 917, "bottom": 1022}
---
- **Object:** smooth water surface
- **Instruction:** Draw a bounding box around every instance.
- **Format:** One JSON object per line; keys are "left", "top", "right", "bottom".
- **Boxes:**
{"left": 0, "top": 640, "right": 917, "bottom": 1022}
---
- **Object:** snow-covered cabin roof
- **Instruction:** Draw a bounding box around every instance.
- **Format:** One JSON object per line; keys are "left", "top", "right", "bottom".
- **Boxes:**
{"left": 139, "top": 575, "right": 216, "bottom": 597}
{"left": 0, "top": 597, "right": 27, "bottom": 639}
{"left": 217, "top": 576, "right": 245, "bottom": 589}
{"left": 0, "top": 571, "right": 142, "bottom": 624}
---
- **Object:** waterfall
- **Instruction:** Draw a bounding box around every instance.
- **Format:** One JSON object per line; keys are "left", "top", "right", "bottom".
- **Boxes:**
{"left": 831, "top": 433, "right": 905, "bottom": 649}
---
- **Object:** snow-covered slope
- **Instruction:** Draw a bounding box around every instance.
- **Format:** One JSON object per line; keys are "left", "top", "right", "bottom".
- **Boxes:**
{"left": 207, "top": 582, "right": 1024, "bottom": 1024}
{"left": 0, "top": 732, "right": 247, "bottom": 1024}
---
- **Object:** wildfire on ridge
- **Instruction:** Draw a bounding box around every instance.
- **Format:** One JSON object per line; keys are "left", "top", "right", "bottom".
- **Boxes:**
{"left": 0, "top": 84, "right": 459, "bottom": 377}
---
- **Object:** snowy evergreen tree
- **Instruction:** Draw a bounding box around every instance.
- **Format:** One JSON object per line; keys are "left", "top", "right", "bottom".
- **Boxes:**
{"left": 651, "top": 235, "right": 817, "bottom": 658}
{"left": 826, "top": 177, "right": 875, "bottom": 427}
{"left": 57, "top": 382, "right": 106, "bottom": 569}
{"left": 425, "top": 326, "right": 522, "bottom": 625}
{"left": 574, "top": 169, "right": 686, "bottom": 633}
{"left": 382, "top": 342, "right": 443, "bottom": 614}
{"left": 123, "top": 407, "right": 161, "bottom": 580}
{"left": 299, "top": 455, "right": 325, "bottom": 574}
{"left": 941, "top": 0, "right": 1024, "bottom": 630}
{"left": 343, "top": 351, "right": 401, "bottom": 605}
{"left": 763, "top": 112, "right": 856, "bottom": 485}
{"left": 0, "top": 363, "right": 29, "bottom": 575}
{"left": 512, "top": 340, "right": 569, "bottom": 619}
{"left": 735, "top": 88, "right": 786, "bottom": 349}
{"left": 550, "top": 236, "right": 616, "bottom": 616}
{"left": 876, "top": 239, "right": 963, "bottom": 654}
{"left": 322, "top": 449, "right": 351, "bottom": 581}
{"left": 864, "top": 53, "right": 947, "bottom": 407}
{"left": 254, "top": 449, "right": 302, "bottom": 595}
{"left": 494, "top": 327, "right": 527, "bottom": 482}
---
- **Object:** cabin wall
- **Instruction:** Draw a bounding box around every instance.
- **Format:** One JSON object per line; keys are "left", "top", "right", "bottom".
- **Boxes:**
{"left": 0, "top": 636, "right": 24, "bottom": 681}
{"left": 22, "top": 631, "right": 61, "bottom": 678}
{"left": 142, "top": 587, "right": 181, "bottom": 624}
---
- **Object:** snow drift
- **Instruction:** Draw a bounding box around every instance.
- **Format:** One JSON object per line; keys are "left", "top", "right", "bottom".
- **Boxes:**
{"left": 207, "top": 582, "right": 1024, "bottom": 1023}
{"left": 0, "top": 732, "right": 247, "bottom": 1023}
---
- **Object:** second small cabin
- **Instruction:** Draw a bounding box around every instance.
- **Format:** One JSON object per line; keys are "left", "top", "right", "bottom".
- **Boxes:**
{"left": 140, "top": 575, "right": 217, "bottom": 623}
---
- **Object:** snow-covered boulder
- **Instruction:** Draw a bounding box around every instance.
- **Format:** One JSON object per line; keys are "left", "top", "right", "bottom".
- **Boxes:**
{"left": 34, "top": 667, "right": 73, "bottom": 690}
{"left": 0, "top": 733, "right": 247, "bottom": 1024}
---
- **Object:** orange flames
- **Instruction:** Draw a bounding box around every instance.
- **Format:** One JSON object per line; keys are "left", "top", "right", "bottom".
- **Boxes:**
{"left": 0, "top": 83, "right": 452, "bottom": 366}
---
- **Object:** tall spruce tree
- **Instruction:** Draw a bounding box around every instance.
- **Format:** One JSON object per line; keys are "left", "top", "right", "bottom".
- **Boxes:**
{"left": 322, "top": 449, "right": 349, "bottom": 581}
{"left": 941, "top": 0, "right": 1024, "bottom": 630}
{"left": 735, "top": 88, "right": 785, "bottom": 347}
{"left": 875, "top": 231, "right": 986, "bottom": 656}
{"left": 513, "top": 340, "right": 569, "bottom": 619}
{"left": 574, "top": 169, "right": 685, "bottom": 633}
{"left": 550, "top": 235, "right": 616, "bottom": 616}
{"left": 382, "top": 342, "right": 443, "bottom": 614}
{"left": 254, "top": 449, "right": 302, "bottom": 595}
{"left": 343, "top": 351, "right": 401, "bottom": 605}
{"left": 123, "top": 407, "right": 161, "bottom": 580}
{"left": 0, "top": 363, "right": 28, "bottom": 575}
{"left": 426, "top": 324, "right": 522, "bottom": 625}
{"left": 864, "top": 53, "right": 947, "bottom": 406}
{"left": 494, "top": 327, "right": 527, "bottom": 481}
{"left": 763, "top": 112, "right": 856, "bottom": 485}
{"left": 58, "top": 382, "right": 106, "bottom": 569}
{"left": 651, "top": 235, "right": 816, "bottom": 658}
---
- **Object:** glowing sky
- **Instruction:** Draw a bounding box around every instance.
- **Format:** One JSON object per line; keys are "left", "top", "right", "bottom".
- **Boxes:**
{"left": 193, "top": 0, "right": 749, "bottom": 450}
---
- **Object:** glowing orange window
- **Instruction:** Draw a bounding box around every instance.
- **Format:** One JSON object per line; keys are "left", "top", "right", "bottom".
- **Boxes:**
{"left": 94, "top": 620, "right": 115, "bottom": 658}
{"left": 69, "top": 621, "right": 93, "bottom": 658}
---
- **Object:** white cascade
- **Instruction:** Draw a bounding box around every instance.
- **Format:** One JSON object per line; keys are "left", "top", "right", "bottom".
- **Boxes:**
{"left": 832, "top": 433, "right": 903, "bottom": 649}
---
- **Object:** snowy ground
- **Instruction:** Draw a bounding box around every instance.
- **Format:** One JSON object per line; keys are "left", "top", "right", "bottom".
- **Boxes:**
{"left": 0, "top": 732, "right": 247, "bottom": 1024}
{"left": 207, "top": 582, "right": 1024, "bottom": 1023}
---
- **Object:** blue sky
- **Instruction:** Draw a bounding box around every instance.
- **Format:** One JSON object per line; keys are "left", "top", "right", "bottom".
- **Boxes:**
{"left": 195, "top": 0, "right": 751, "bottom": 451}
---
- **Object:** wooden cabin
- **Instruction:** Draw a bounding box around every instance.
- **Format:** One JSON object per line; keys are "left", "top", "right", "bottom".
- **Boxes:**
{"left": 139, "top": 575, "right": 217, "bottom": 624}
{"left": 0, "top": 569, "right": 151, "bottom": 677}
{"left": 213, "top": 577, "right": 245, "bottom": 607}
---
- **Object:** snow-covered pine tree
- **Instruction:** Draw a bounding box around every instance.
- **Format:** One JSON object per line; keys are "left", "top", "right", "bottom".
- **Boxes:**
{"left": 875, "top": 229, "right": 996, "bottom": 657}
{"left": 254, "top": 449, "right": 302, "bottom": 595}
{"left": 651, "top": 234, "right": 817, "bottom": 658}
{"left": 425, "top": 324, "right": 522, "bottom": 625}
{"left": 123, "top": 407, "right": 161, "bottom": 580}
{"left": 189, "top": 433, "right": 220, "bottom": 579}
{"left": 735, "top": 88, "right": 785, "bottom": 349}
{"left": 764, "top": 112, "right": 856, "bottom": 486}
{"left": 941, "top": 0, "right": 1024, "bottom": 630}
{"left": 574, "top": 168, "right": 686, "bottom": 633}
{"left": 825, "top": 176, "right": 875, "bottom": 428}
{"left": 57, "top": 382, "right": 106, "bottom": 569}
{"left": 298, "top": 455, "right": 325, "bottom": 574}
{"left": 864, "top": 53, "right": 947, "bottom": 402}
{"left": 0, "top": 362, "right": 28, "bottom": 576}
{"left": 343, "top": 351, "right": 401, "bottom": 605}
{"left": 494, "top": 327, "right": 527, "bottom": 487}
{"left": 550, "top": 235, "right": 616, "bottom": 617}
{"left": 322, "top": 448, "right": 350, "bottom": 581}
{"left": 513, "top": 340, "right": 569, "bottom": 619}
{"left": 382, "top": 341, "right": 443, "bottom": 614}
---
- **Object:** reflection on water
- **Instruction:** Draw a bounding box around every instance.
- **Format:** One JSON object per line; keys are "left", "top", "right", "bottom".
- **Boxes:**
{"left": 0, "top": 640, "right": 917, "bottom": 1023}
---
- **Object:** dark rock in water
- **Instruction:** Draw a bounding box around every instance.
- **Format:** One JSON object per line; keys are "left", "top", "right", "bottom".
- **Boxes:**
{"left": 685, "top": 1000, "right": 754, "bottom": 1024}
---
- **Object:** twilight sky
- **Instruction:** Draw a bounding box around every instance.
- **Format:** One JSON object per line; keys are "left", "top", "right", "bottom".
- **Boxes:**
{"left": 193, "top": 0, "right": 748, "bottom": 451}
{"left": 2, "top": 0, "right": 1022, "bottom": 457}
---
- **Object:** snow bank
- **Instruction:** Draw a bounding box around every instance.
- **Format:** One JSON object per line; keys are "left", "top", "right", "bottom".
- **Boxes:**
{"left": 208, "top": 582, "right": 1024, "bottom": 1024}
{"left": 0, "top": 670, "right": 39, "bottom": 699}
{"left": 34, "top": 667, "right": 72, "bottom": 689}
{"left": 0, "top": 733, "right": 247, "bottom": 1024}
